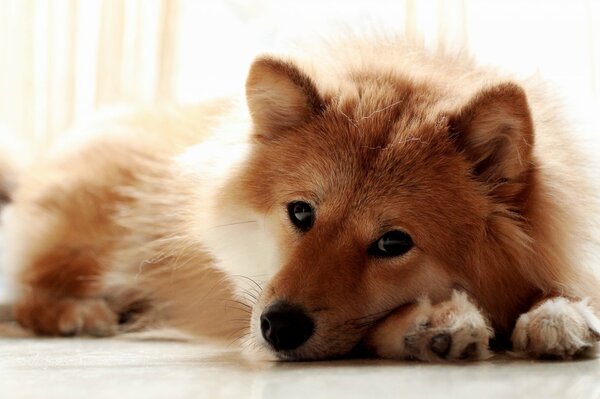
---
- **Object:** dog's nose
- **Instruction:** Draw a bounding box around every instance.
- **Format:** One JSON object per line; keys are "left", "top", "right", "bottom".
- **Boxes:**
{"left": 260, "top": 301, "right": 314, "bottom": 351}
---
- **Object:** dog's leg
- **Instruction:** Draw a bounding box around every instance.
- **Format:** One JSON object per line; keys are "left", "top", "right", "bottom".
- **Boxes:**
{"left": 14, "top": 293, "right": 117, "bottom": 337}
{"left": 364, "top": 290, "right": 493, "bottom": 361}
{"left": 511, "top": 296, "right": 600, "bottom": 358}
{"left": 12, "top": 248, "right": 119, "bottom": 337}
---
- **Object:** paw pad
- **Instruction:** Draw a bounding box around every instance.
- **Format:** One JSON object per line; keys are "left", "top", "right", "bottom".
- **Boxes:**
{"left": 430, "top": 333, "right": 452, "bottom": 358}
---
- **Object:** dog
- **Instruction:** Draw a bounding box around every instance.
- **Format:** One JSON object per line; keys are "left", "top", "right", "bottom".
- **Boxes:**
{"left": 2, "top": 35, "right": 600, "bottom": 361}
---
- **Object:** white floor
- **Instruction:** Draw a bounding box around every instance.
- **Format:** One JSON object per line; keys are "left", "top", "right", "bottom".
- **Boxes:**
{"left": 1, "top": 322, "right": 599, "bottom": 399}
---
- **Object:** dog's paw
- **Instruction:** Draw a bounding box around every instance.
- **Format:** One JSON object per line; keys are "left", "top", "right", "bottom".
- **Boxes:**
{"left": 57, "top": 299, "right": 118, "bottom": 337}
{"left": 365, "top": 291, "right": 493, "bottom": 361}
{"left": 14, "top": 296, "right": 118, "bottom": 337}
{"left": 511, "top": 297, "right": 600, "bottom": 359}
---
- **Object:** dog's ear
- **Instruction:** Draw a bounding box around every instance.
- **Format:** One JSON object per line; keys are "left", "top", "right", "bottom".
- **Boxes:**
{"left": 450, "top": 82, "right": 534, "bottom": 185}
{"left": 246, "top": 56, "right": 324, "bottom": 141}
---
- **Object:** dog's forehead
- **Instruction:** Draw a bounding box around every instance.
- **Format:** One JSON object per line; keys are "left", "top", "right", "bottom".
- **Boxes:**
{"left": 263, "top": 77, "right": 459, "bottom": 209}
{"left": 279, "top": 131, "right": 449, "bottom": 232}
{"left": 332, "top": 72, "right": 438, "bottom": 117}
{"left": 309, "top": 101, "right": 449, "bottom": 193}
{"left": 320, "top": 76, "right": 444, "bottom": 150}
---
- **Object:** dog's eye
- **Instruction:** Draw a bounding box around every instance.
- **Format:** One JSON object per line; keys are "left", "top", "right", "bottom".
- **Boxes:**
{"left": 369, "top": 230, "right": 413, "bottom": 257}
{"left": 287, "top": 201, "right": 314, "bottom": 232}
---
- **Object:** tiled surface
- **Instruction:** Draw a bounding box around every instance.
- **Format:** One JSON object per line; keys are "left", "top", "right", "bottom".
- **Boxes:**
{"left": 1, "top": 324, "right": 599, "bottom": 399}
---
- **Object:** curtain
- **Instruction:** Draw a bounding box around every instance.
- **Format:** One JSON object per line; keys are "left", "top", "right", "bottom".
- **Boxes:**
{"left": 0, "top": 0, "right": 598, "bottom": 152}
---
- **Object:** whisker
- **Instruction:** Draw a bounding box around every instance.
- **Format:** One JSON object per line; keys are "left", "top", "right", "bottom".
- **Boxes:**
{"left": 224, "top": 305, "right": 253, "bottom": 315}
{"left": 209, "top": 220, "right": 258, "bottom": 230}
{"left": 227, "top": 319, "right": 250, "bottom": 329}
{"left": 238, "top": 331, "right": 253, "bottom": 345}
{"left": 228, "top": 331, "right": 251, "bottom": 347}
{"left": 237, "top": 290, "right": 258, "bottom": 302}
{"left": 223, "top": 299, "right": 253, "bottom": 309}
{"left": 227, "top": 326, "right": 247, "bottom": 338}
{"left": 229, "top": 334, "right": 251, "bottom": 348}
{"left": 231, "top": 274, "right": 264, "bottom": 294}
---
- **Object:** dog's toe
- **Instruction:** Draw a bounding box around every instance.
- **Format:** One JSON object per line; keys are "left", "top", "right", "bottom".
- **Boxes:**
{"left": 511, "top": 297, "right": 600, "bottom": 359}
{"left": 365, "top": 290, "right": 493, "bottom": 362}
{"left": 430, "top": 333, "right": 452, "bottom": 358}
{"left": 15, "top": 297, "right": 118, "bottom": 337}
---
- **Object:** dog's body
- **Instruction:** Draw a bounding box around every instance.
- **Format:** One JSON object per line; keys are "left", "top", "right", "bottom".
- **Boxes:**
{"left": 3, "top": 36, "right": 600, "bottom": 361}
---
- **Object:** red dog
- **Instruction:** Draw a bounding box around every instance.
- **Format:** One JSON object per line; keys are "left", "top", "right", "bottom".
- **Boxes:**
{"left": 4, "top": 36, "right": 600, "bottom": 361}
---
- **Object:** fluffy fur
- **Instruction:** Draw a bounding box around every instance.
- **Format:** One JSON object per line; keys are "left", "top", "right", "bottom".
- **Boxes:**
{"left": 3, "top": 35, "right": 600, "bottom": 361}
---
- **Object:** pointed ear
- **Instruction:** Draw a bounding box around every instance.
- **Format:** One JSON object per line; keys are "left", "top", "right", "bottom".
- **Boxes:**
{"left": 450, "top": 82, "right": 534, "bottom": 184}
{"left": 245, "top": 56, "right": 324, "bottom": 140}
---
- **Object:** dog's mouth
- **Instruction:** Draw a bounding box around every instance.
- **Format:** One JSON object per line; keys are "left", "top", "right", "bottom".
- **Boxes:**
{"left": 272, "top": 340, "right": 373, "bottom": 362}
{"left": 253, "top": 301, "right": 399, "bottom": 361}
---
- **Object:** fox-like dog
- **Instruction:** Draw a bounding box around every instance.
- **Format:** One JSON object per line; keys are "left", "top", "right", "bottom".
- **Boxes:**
{"left": 3, "top": 36, "right": 600, "bottom": 361}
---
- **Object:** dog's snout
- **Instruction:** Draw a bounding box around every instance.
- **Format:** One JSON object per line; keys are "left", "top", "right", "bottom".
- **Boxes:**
{"left": 260, "top": 301, "right": 314, "bottom": 351}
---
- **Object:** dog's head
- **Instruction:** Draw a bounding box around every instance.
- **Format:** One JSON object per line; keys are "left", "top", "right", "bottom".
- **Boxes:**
{"left": 227, "top": 56, "right": 534, "bottom": 360}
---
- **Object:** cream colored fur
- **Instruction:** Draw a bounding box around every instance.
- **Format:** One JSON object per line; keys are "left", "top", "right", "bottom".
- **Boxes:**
{"left": 366, "top": 291, "right": 493, "bottom": 361}
{"left": 2, "top": 35, "right": 600, "bottom": 361}
{"left": 512, "top": 297, "right": 600, "bottom": 359}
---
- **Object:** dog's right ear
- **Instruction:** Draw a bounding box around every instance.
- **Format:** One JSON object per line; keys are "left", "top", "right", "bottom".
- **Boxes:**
{"left": 246, "top": 56, "right": 324, "bottom": 141}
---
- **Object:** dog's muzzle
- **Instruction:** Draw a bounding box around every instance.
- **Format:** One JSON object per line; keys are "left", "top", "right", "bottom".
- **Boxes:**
{"left": 260, "top": 301, "right": 314, "bottom": 352}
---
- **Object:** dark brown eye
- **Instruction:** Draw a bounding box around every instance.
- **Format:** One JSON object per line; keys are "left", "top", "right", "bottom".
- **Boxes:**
{"left": 287, "top": 201, "right": 314, "bottom": 232}
{"left": 369, "top": 230, "right": 413, "bottom": 257}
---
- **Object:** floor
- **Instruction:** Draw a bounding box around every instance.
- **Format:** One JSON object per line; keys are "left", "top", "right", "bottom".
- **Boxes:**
{"left": 1, "top": 321, "right": 599, "bottom": 399}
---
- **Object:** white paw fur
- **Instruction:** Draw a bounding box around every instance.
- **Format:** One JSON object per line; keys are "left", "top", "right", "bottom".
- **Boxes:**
{"left": 512, "top": 297, "right": 600, "bottom": 359}
{"left": 367, "top": 291, "right": 493, "bottom": 361}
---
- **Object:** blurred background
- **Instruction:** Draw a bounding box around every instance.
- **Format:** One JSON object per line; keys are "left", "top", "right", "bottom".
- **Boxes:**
{"left": 0, "top": 0, "right": 598, "bottom": 154}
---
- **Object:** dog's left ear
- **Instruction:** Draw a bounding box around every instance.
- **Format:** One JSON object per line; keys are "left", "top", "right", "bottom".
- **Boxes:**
{"left": 449, "top": 82, "right": 534, "bottom": 184}
{"left": 246, "top": 56, "right": 324, "bottom": 141}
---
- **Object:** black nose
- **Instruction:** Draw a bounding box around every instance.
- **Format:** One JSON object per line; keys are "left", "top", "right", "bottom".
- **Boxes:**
{"left": 260, "top": 301, "right": 314, "bottom": 351}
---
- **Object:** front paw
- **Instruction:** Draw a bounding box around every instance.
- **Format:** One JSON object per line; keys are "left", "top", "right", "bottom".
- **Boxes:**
{"left": 14, "top": 296, "right": 118, "bottom": 337}
{"left": 511, "top": 297, "right": 600, "bottom": 359}
{"left": 366, "top": 291, "right": 493, "bottom": 361}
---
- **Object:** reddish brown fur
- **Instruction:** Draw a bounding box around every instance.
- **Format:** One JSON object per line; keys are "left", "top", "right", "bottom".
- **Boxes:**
{"left": 239, "top": 62, "right": 539, "bottom": 338}
{"left": 3, "top": 37, "right": 599, "bottom": 359}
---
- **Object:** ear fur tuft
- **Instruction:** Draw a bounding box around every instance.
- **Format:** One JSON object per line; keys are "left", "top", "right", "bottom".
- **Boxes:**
{"left": 450, "top": 82, "right": 534, "bottom": 184}
{"left": 245, "top": 56, "right": 324, "bottom": 140}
